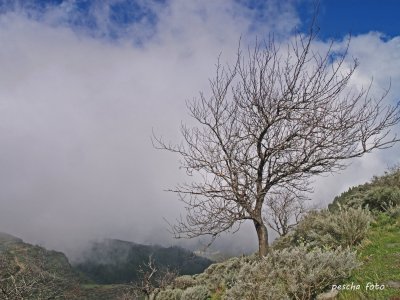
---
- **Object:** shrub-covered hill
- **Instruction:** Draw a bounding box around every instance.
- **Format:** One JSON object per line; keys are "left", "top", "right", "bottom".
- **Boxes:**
{"left": 0, "top": 233, "right": 212, "bottom": 299}
{"left": 148, "top": 169, "right": 400, "bottom": 300}
{"left": 0, "top": 232, "right": 82, "bottom": 299}
{"left": 329, "top": 166, "right": 400, "bottom": 212}
{"left": 74, "top": 239, "right": 213, "bottom": 284}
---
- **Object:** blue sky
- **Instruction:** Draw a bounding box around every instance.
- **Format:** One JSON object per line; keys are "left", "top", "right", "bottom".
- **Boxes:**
{"left": 316, "top": 0, "right": 400, "bottom": 39}
{"left": 0, "top": 0, "right": 399, "bottom": 256}
{"left": 1, "top": 0, "right": 399, "bottom": 41}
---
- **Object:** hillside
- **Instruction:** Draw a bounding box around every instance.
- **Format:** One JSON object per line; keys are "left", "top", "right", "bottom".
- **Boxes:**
{"left": 0, "top": 234, "right": 212, "bottom": 299}
{"left": 0, "top": 232, "right": 81, "bottom": 299}
{"left": 74, "top": 239, "right": 213, "bottom": 284}
{"left": 147, "top": 169, "right": 400, "bottom": 300}
{"left": 337, "top": 213, "right": 400, "bottom": 299}
{"left": 328, "top": 167, "right": 400, "bottom": 212}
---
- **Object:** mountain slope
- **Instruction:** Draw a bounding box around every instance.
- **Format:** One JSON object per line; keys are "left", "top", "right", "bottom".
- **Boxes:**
{"left": 147, "top": 169, "right": 400, "bottom": 300}
{"left": 74, "top": 239, "right": 213, "bottom": 284}
{"left": 329, "top": 167, "right": 400, "bottom": 212}
{"left": 0, "top": 232, "right": 81, "bottom": 299}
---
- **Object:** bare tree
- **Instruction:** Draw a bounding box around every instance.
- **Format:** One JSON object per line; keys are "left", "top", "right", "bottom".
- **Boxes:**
{"left": 122, "top": 255, "right": 178, "bottom": 300}
{"left": 263, "top": 189, "right": 309, "bottom": 237}
{"left": 154, "top": 23, "right": 400, "bottom": 256}
{"left": 135, "top": 255, "right": 158, "bottom": 299}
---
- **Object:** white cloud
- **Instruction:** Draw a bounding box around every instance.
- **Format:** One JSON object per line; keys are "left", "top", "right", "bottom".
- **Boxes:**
{"left": 311, "top": 33, "right": 400, "bottom": 207}
{"left": 0, "top": 1, "right": 399, "bottom": 258}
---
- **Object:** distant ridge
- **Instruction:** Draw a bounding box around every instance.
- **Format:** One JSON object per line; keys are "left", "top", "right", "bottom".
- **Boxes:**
{"left": 74, "top": 238, "right": 213, "bottom": 284}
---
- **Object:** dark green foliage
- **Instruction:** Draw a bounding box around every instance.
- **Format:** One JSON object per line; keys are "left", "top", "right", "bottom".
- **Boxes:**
{"left": 74, "top": 239, "right": 212, "bottom": 284}
{"left": 328, "top": 185, "right": 369, "bottom": 211}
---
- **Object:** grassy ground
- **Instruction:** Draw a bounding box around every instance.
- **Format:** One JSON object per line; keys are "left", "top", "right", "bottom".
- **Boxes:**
{"left": 80, "top": 283, "right": 133, "bottom": 300}
{"left": 338, "top": 213, "right": 400, "bottom": 300}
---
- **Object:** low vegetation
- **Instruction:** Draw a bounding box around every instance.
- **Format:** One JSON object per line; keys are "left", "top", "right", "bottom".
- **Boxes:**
{"left": 337, "top": 210, "right": 400, "bottom": 300}
{"left": 150, "top": 246, "right": 360, "bottom": 300}
{"left": 0, "top": 233, "right": 81, "bottom": 299}
{"left": 0, "top": 235, "right": 211, "bottom": 299}
{"left": 273, "top": 208, "right": 372, "bottom": 250}
{"left": 329, "top": 166, "right": 400, "bottom": 212}
{"left": 148, "top": 168, "right": 400, "bottom": 300}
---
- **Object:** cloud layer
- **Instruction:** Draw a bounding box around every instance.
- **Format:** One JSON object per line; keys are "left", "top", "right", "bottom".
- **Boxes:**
{"left": 0, "top": 1, "right": 399, "bottom": 258}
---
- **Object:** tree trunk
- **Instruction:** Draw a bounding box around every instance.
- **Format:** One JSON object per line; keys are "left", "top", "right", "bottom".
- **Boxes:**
{"left": 254, "top": 219, "right": 269, "bottom": 257}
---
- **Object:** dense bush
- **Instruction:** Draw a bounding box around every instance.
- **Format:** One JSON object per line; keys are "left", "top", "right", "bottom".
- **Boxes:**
{"left": 371, "top": 165, "right": 400, "bottom": 186}
{"left": 363, "top": 186, "right": 400, "bottom": 211}
{"left": 172, "top": 275, "right": 197, "bottom": 290}
{"left": 196, "top": 255, "right": 257, "bottom": 291}
{"left": 224, "top": 246, "right": 359, "bottom": 300}
{"left": 151, "top": 255, "right": 255, "bottom": 300}
{"left": 155, "top": 288, "right": 183, "bottom": 300}
{"left": 274, "top": 208, "right": 372, "bottom": 249}
{"left": 180, "top": 285, "right": 210, "bottom": 300}
{"left": 387, "top": 205, "right": 400, "bottom": 219}
{"left": 152, "top": 244, "right": 358, "bottom": 300}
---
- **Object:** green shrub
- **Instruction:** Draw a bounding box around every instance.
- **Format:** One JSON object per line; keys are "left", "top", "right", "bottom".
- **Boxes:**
{"left": 172, "top": 275, "right": 196, "bottom": 290}
{"left": 362, "top": 186, "right": 400, "bottom": 211}
{"left": 387, "top": 205, "right": 400, "bottom": 219}
{"left": 153, "top": 246, "right": 359, "bottom": 300}
{"left": 155, "top": 288, "right": 183, "bottom": 300}
{"left": 274, "top": 208, "right": 372, "bottom": 249}
{"left": 224, "top": 246, "right": 359, "bottom": 300}
{"left": 329, "top": 170, "right": 400, "bottom": 213}
{"left": 328, "top": 185, "right": 370, "bottom": 211}
{"left": 371, "top": 165, "right": 400, "bottom": 187}
{"left": 195, "top": 255, "right": 257, "bottom": 291}
{"left": 181, "top": 285, "right": 210, "bottom": 300}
